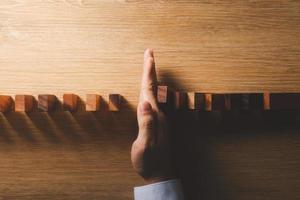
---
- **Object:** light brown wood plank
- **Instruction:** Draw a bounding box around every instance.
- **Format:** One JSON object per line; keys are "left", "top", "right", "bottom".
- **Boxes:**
{"left": 0, "top": 0, "right": 300, "bottom": 199}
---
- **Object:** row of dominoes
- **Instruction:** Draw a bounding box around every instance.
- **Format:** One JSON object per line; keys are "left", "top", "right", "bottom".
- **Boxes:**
{"left": 0, "top": 94, "right": 122, "bottom": 113}
{"left": 157, "top": 86, "right": 300, "bottom": 111}
{"left": 1, "top": 87, "right": 299, "bottom": 113}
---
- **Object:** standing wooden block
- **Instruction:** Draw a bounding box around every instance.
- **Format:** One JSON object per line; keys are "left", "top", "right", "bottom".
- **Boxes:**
{"left": 63, "top": 94, "right": 78, "bottom": 112}
{"left": 38, "top": 94, "right": 57, "bottom": 112}
{"left": 86, "top": 94, "right": 101, "bottom": 112}
{"left": 109, "top": 94, "right": 122, "bottom": 112}
{"left": 0, "top": 95, "right": 13, "bottom": 113}
{"left": 157, "top": 85, "right": 168, "bottom": 104}
{"left": 224, "top": 94, "right": 231, "bottom": 111}
{"left": 270, "top": 93, "right": 300, "bottom": 110}
{"left": 231, "top": 93, "right": 264, "bottom": 110}
{"left": 187, "top": 92, "right": 195, "bottom": 109}
{"left": 205, "top": 94, "right": 212, "bottom": 111}
{"left": 263, "top": 92, "right": 270, "bottom": 110}
{"left": 231, "top": 94, "right": 242, "bottom": 110}
{"left": 174, "top": 92, "right": 187, "bottom": 109}
{"left": 195, "top": 93, "right": 205, "bottom": 110}
{"left": 212, "top": 94, "right": 232, "bottom": 111}
{"left": 212, "top": 94, "right": 225, "bottom": 110}
{"left": 241, "top": 94, "right": 250, "bottom": 110}
{"left": 249, "top": 93, "right": 263, "bottom": 109}
{"left": 15, "top": 95, "right": 34, "bottom": 112}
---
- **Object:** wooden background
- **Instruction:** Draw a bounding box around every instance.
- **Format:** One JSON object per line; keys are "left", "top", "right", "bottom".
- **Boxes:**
{"left": 0, "top": 0, "right": 300, "bottom": 199}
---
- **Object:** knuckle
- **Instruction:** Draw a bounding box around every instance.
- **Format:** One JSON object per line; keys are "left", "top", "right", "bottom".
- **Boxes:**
{"left": 146, "top": 57, "right": 154, "bottom": 64}
{"left": 140, "top": 115, "right": 155, "bottom": 130}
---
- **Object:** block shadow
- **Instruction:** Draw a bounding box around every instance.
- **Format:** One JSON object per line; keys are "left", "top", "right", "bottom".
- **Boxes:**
{"left": 159, "top": 70, "right": 300, "bottom": 200}
{"left": 0, "top": 96, "right": 137, "bottom": 147}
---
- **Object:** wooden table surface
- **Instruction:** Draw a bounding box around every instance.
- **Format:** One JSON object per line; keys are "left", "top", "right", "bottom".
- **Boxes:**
{"left": 0, "top": 0, "right": 300, "bottom": 199}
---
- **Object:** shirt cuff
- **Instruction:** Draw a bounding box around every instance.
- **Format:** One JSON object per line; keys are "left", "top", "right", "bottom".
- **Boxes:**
{"left": 134, "top": 179, "right": 184, "bottom": 200}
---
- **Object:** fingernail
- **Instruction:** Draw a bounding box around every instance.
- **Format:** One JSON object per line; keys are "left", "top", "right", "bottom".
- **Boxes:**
{"left": 141, "top": 101, "right": 152, "bottom": 114}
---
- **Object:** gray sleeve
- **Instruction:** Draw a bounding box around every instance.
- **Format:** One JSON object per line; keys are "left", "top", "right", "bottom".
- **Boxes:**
{"left": 134, "top": 179, "right": 184, "bottom": 200}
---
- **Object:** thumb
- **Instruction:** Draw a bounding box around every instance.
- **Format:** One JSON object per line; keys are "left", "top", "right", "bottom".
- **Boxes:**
{"left": 137, "top": 101, "right": 157, "bottom": 142}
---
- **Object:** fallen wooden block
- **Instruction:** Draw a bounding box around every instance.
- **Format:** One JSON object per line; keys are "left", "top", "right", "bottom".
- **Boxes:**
{"left": 109, "top": 94, "right": 121, "bottom": 112}
{"left": 38, "top": 94, "right": 57, "bottom": 112}
{"left": 63, "top": 94, "right": 78, "bottom": 112}
{"left": 0, "top": 95, "right": 13, "bottom": 113}
{"left": 86, "top": 94, "right": 101, "bottom": 112}
{"left": 15, "top": 95, "right": 34, "bottom": 112}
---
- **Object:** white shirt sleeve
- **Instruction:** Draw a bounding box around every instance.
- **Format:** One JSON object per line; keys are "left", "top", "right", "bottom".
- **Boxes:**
{"left": 134, "top": 179, "right": 184, "bottom": 200}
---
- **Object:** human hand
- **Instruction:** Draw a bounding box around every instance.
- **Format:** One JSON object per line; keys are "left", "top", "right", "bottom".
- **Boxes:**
{"left": 131, "top": 49, "right": 174, "bottom": 184}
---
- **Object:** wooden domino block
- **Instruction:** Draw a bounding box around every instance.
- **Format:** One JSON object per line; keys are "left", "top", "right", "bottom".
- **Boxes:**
{"left": 86, "top": 94, "right": 101, "bottom": 112}
{"left": 205, "top": 94, "right": 212, "bottom": 111}
{"left": 187, "top": 92, "right": 195, "bottom": 109}
{"left": 249, "top": 93, "right": 263, "bottom": 109}
{"left": 174, "top": 92, "right": 187, "bottom": 109}
{"left": 231, "top": 93, "right": 263, "bottom": 110}
{"left": 157, "top": 85, "right": 168, "bottom": 104}
{"left": 263, "top": 92, "right": 270, "bottom": 110}
{"left": 195, "top": 93, "right": 205, "bottom": 110}
{"left": 63, "top": 94, "right": 78, "bottom": 112}
{"left": 109, "top": 94, "right": 121, "bottom": 112}
{"left": 15, "top": 95, "right": 34, "bottom": 112}
{"left": 270, "top": 93, "right": 300, "bottom": 110}
{"left": 240, "top": 94, "right": 250, "bottom": 110}
{"left": 224, "top": 94, "right": 231, "bottom": 110}
{"left": 212, "top": 94, "right": 232, "bottom": 111}
{"left": 38, "top": 94, "right": 57, "bottom": 112}
{"left": 0, "top": 95, "right": 13, "bottom": 113}
{"left": 212, "top": 94, "right": 225, "bottom": 110}
{"left": 231, "top": 94, "right": 242, "bottom": 110}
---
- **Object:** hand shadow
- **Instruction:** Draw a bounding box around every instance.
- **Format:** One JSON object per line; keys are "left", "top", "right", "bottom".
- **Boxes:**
{"left": 159, "top": 70, "right": 300, "bottom": 200}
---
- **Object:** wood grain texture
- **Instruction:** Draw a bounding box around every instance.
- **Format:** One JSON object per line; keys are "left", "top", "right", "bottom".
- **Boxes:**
{"left": 0, "top": 0, "right": 300, "bottom": 199}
